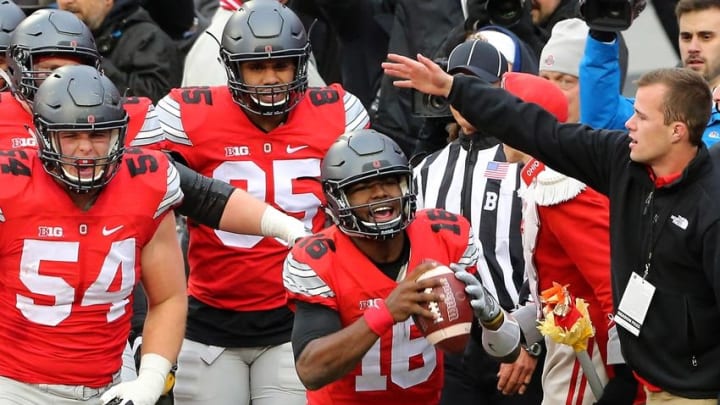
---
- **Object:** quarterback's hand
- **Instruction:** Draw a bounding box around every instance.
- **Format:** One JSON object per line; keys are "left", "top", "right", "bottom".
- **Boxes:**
{"left": 450, "top": 264, "right": 501, "bottom": 325}
{"left": 101, "top": 354, "right": 172, "bottom": 405}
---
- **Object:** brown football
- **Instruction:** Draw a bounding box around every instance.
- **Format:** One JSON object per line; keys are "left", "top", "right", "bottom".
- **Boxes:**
{"left": 412, "top": 265, "right": 474, "bottom": 354}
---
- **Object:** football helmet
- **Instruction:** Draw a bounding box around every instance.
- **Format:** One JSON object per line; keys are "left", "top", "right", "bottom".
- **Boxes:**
{"left": 219, "top": 0, "right": 310, "bottom": 115}
{"left": 322, "top": 129, "right": 416, "bottom": 240}
{"left": 7, "top": 9, "right": 100, "bottom": 104}
{"left": 0, "top": 0, "right": 26, "bottom": 91}
{"left": 33, "top": 65, "right": 127, "bottom": 193}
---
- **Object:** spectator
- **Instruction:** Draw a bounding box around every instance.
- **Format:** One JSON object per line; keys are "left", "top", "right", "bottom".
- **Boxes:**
{"left": 539, "top": 19, "right": 588, "bottom": 124}
{"left": 283, "top": 128, "right": 522, "bottom": 404}
{"left": 413, "top": 40, "right": 544, "bottom": 405}
{"left": 372, "top": 0, "right": 466, "bottom": 157}
{"left": 0, "top": 0, "right": 25, "bottom": 92}
{"left": 579, "top": 0, "right": 720, "bottom": 146}
{"left": 385, "top": 51, "right": 720, "bottom": 404}
{"left": 57, "top": 0, "right": 183, "bottom": 103}
{"left": 0, "top": 64, "right": 186, "bottom": 405}
{"left": 151, "top": 2, "right": 369, "bottom": 404}
{"left": 182, "top": 0, "right": 325, "bottom": 87}
{"left": 501, "top": 72, "right": 639, "bottom": 405}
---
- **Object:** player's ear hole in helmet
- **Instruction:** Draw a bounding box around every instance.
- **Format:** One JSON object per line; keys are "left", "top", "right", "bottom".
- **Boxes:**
{"left": 219, "top": 0, "right": 310, "bottom": 116}
{"left": 7, "top": 9, "right": 100, "bottom": 105}
{"left": 33, "top": 65, "right": 127, "bottom": 193}
{"left": 321, "top": 129, "right": 417, "bottom": 240}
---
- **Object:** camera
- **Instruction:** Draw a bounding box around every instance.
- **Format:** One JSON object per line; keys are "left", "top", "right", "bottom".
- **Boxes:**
{"left": 411, "top": 57, "right": 451, "bottom": 118}
{"left": 485, "top": 0, "right": 525, "bottom": 27}
{"left": 580, "top": 0, "right": 637, "bottom": 31}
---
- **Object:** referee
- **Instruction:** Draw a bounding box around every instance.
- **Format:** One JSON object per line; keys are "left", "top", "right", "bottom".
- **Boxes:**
{"left": 413, "top": 40, "right": 543, "bottom": 405}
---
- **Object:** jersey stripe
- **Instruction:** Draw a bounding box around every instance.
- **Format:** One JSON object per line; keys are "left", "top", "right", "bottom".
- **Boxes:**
{"left": 129, "top": 104, "right": 164, "bottom": 146}
{"left": 154, "top": 163, "right": 183, "bottom": 219}
{"left": 414, "top": 143, "right": 524, "bottom": 310}
{"left": 283, "top": 253, "right": 336, "bottom": 298}
{"left": 156, "top": 95, "right": 193, "bottom": 146}
{"left": 343, "top": 91, "right": 370, "bottom": 132}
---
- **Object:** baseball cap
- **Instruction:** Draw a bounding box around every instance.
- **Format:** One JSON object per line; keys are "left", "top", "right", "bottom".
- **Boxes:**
{"left": 447, "top": 40, "right": 508, "bottom": 83}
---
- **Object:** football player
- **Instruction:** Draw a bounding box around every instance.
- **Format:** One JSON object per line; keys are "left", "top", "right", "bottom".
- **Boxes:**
{"left": 283, "top": 129, "right": 522, "bottom": 404}
{"left": 151, "top": 1, "right": 369, "bottom": 404}
{"left": 0, "top": 63, "right": 186, "bottom": 405}
{"left": 0, "top": 9, "right": 162, "bottom": 149}
{"left": 0, "top": 0, "right": 25, "bottom": 92}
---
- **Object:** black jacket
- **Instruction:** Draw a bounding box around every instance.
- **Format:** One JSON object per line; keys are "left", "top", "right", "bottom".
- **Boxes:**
{"left": 448, "top": 74, "right": 720, "bottom": 399}
{"left": 94, "top": 1, "right": 182, "bottom": 103}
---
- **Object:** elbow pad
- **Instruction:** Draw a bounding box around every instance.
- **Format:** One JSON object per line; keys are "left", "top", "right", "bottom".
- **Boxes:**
{"left": 174, "top": 161, "right": 233, "bottom": 229}
{"left": 481, "top": 314, "right": 521, "bottom": 362}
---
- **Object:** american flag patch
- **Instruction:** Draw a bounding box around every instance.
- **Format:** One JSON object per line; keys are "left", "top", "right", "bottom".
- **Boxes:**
{"left": 484, "top": 161, "right": 509, "bottom": 180}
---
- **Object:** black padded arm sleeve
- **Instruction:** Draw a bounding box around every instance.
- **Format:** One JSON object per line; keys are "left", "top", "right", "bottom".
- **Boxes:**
{"left": 291, "top": 301, "right": 343, "bottom": 360}
{"left": 172, "top": 158, "right": 234, "bottom": 229}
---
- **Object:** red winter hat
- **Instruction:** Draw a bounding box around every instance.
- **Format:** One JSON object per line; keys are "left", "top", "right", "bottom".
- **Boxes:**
{"left": 501, "top": 72, "right": 569, "bottom": 123}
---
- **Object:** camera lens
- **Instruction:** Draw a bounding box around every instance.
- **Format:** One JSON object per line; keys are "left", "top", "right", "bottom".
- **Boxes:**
{"left": 428, "top": 95, "right": 446, "bottom": 110}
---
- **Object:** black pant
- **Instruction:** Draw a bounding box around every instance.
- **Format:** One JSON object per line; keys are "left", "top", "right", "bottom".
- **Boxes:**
{"left": 440, "top": 342, "right": 544, "bottom": 405}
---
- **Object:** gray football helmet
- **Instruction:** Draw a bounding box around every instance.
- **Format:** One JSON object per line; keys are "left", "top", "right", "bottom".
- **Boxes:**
{"left": 220, "top": 0, "right": 310, "bottom": 115}
{"left": 0, "top": 0, "right": 26, "bottom": 91}
{"left": 33, "top": 65, "right": 127, "bottom": 193}
{"left": 7, "top": 9, "right": 100, "bottom": 103}
{"left": 322, "top": 129, "right": 416, "bottom": 240}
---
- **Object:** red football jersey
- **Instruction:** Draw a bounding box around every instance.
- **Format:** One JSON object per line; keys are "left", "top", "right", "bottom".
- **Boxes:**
{"left": 0, "top": 92, "right": 160, "bottom": 149}
{"left": 284, "top": 209, "right": 479, "bottom": 405}
{"left": 0, "top": 148, "right": 182, "bottom": 387}
{"left": 0, "top": 92, "right": 35, "bottom": 149}
{"left": 154, "top": 85, "right": 369, "bottom": 311}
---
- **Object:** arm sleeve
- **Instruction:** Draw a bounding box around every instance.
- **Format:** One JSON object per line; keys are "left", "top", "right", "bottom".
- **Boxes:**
{"left": 579, "top": 34, "right": 635, "bottom": 130}
{"left": 173, "top": 159, "right": 233, "bottom": 229}
{"left": 291, "top": 301, "right": 343, "bottom": 360}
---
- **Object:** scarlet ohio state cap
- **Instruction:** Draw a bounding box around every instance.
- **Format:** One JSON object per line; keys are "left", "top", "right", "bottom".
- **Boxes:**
{"left": 446, "top": 40, "right": 508, "bottom": 83}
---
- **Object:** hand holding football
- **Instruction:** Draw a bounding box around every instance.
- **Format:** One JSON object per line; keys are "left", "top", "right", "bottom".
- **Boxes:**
{"left": 412, "top": 265, "right": 474, "bottom": 354}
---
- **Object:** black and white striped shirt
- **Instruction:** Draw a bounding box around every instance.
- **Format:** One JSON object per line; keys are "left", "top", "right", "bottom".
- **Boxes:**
{"left": 413, "top": 135, "right": 524, "bottom": 311}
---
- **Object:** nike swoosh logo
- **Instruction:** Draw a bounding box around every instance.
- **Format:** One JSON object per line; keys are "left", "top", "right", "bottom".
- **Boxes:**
{"left": 102, "top": 225, "right": 124, "bottom": 236}
{"left": 286, "top": 145, "right": 309, "bottom": 154}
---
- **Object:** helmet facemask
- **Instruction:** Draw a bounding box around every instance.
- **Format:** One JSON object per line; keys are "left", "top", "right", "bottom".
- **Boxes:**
{"left": 35, "top": 118, "right": 127, "bottom": 193}
{"left": 325, "top": 170, "right": 417, "bottom": 240}
{"left": 222, "top": 47, "right": 309, "bottom": 116}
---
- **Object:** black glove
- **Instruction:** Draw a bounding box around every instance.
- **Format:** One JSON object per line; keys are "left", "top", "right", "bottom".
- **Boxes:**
{"left": 593, "top": 364, "right": 637, "bottom": 405}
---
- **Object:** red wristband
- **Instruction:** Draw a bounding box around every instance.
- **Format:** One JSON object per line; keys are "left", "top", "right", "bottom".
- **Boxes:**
{"left": 363, "top": 299, "right": 395, "bottom": 336}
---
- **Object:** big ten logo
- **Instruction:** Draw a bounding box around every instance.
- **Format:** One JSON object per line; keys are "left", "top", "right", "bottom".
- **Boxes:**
{"left": 38, "top": 226, "right": 63, "bottom": 237}
{"left": 359, "top": 298, "right": 382, "bottom": 311}
{"left": 225, "top": 143, "right": 273, "bottom": 157}
{"left": 11, "top": 137, "right": 36, "bottom": 148}
{"left": 483, "top": 191, "right": 498, "bottom": 211}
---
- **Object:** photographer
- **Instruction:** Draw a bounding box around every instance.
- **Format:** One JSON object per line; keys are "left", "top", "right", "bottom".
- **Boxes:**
{"left": 412, "top": 25, "right": 539, "bottom": 160}
{"left": 579, "top": 0, "right": 720, "bottom": 148}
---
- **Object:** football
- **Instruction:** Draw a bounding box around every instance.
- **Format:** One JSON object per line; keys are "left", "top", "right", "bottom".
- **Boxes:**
{"left": 412, "top": 265, "right": 474, "bottom": 354}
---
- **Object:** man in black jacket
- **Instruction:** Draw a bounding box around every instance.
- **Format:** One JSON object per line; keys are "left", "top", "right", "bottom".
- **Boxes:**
{"left": 57, "top": 0, "right": 182, "bottom": 103}
{"left": 383, "top": 55, "right": 720, "bottom": 402}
